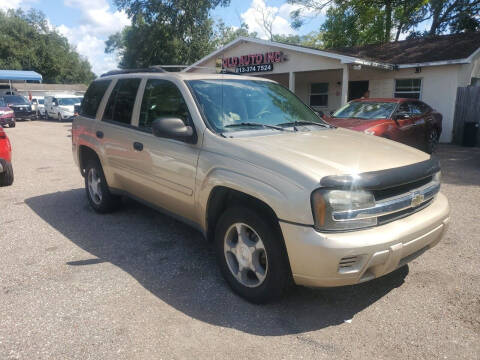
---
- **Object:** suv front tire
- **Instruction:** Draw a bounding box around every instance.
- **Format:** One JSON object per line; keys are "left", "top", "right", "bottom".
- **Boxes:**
{"left": 214, "top": 207, "right": 292, "bottom": 303}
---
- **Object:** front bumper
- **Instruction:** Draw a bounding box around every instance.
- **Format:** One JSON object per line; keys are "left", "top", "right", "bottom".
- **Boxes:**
{"left": 13, "top": 111, "right": 35, "bottom": 120}
{"left": 280, "top": 193, "right": 450, "bottom": 287}
{"left": 0, "top": 116, "right": 14, "bottom": 125}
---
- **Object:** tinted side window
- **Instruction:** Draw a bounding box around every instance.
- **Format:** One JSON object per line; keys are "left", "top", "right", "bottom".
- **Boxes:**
{"left": 417, "top": 102, "right": 431, "bottom": 114}
{"left": 80, "top": 80, "right": 111, "bottom": 118}
{"left": 398, "top": 103, "right": 410, "bottom": 113}
{"left": 408, "top": 102, "right": 422, "bottom": 115}
{"left": 139, "top": 79, "right": 190, "bottom": 131}
{"left": 103, "top": 78, "right": 141, "bottom": 125}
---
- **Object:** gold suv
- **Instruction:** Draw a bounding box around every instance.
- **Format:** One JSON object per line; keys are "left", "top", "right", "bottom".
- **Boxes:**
{"left": 72, "top": 69, "right": 450, "bottom": 303}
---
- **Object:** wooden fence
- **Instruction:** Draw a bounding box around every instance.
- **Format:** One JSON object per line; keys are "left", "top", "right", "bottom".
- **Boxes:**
{"left": 453, "top": 86, "right": 480, "bottom": 146}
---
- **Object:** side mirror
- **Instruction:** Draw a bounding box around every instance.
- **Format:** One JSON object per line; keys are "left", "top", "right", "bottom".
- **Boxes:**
{"left": 152, "top": 117, "right": 194, "bottom": 141}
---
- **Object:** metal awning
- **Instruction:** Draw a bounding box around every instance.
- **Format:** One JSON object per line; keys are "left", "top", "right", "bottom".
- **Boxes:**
{"left": 0, "top": 70, "right": 42, "bottom": 82}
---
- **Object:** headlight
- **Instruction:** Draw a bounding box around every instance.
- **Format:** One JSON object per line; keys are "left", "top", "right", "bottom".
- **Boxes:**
{"left": 432, "top": 171, "right": 441, "bottom": 185}
{"left": 364, "top": 128, "right": 376, "bottom": 135}
{"left": 0, "top": 110, "right": 13, "bottom": 115}
{"left": 311, "top": 189, "right": 377, "bottom": 231}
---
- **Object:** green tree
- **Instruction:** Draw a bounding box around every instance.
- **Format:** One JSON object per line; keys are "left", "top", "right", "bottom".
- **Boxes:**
{"left": 425, "top": 0, "right": 480, "bottom": 35}
{"left": 106, "top": 0, "right": 230, "bottom": 68}
{"left": 213, "top": 21, "right": 257, "bottom": 47}
{"left": 0, "top": 9, "right": 95, "bottom": 83}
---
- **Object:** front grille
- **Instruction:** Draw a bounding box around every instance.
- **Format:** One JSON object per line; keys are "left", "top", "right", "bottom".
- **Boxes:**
{"left": 373, "top": 175, "right": 432, "bottom": 201}
{"left": 377, "top": 198, "right": 433, "bottom": 225}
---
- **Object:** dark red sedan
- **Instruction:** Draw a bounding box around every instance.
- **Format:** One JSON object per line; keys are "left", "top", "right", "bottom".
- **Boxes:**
{"left": 0, "top": 126, "right": 13, "bottom": 186}
{"left": 324, "top": 98, "right": 442, "bottom": 153}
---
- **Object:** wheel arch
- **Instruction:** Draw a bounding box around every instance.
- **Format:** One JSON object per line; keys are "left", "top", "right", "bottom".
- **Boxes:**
{"left": 205, "top": 186, "right": 282, "bottom": 243}
{"left": 78, "top": 145, "right": 101, "bottom": 177}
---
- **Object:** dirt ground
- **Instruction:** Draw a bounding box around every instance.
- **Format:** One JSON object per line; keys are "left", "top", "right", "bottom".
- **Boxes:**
{"left": 1, "top": 121, "right": 479, "bottom": 359}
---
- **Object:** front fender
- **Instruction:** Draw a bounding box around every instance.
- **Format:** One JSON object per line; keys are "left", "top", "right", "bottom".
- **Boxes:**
{"left": 196, "top": 163, "right": 313, "bottom": 232}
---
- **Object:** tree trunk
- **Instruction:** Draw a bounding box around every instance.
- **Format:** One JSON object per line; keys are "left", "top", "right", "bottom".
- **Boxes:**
{"left": 395, "top": 23, "right": 403, "bottom": 41}
{"left": 385, "top": 0, "right": 392, "bottom": 42}
{"left": 429, "top": 0, "right": 443, "bottom": 35}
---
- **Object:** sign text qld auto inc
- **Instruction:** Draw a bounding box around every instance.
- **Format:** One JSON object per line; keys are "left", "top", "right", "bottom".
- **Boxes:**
{"left": 221, "top": 51, "right": 286, "bottom": 74}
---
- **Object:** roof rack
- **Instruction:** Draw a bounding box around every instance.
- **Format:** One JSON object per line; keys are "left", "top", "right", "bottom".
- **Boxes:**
{"left": 100, "top": 67, "right": 166, "bottom": 77}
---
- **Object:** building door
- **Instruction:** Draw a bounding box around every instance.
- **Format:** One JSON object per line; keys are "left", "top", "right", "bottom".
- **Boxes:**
{"left": 348, "top": 81, "right": 369, "bottom": 101}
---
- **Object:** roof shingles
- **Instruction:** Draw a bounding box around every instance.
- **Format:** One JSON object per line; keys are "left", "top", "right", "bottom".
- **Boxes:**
{"left": 327, "top": 32, "right": 480, "bottom": 64}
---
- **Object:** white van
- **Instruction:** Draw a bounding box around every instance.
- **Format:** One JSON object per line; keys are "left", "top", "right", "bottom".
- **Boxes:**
{"left": 31, "top": 96, "right": 45, "bottom": 118}
{"left": 44, "top": 95, "right": 83, "bottom": 121}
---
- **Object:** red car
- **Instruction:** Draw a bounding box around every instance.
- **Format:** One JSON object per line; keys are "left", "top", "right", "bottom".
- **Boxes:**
{"left": 0, "top": 127, "right": 13, "bottom": 186}
{"left": 0, "top": 97, "right": 15, "bottom": 128}
{"left": 324, "top": 98, "right": 442, "bottom": 153}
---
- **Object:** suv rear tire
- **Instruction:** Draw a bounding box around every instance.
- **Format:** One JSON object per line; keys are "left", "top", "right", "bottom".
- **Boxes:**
{"left": 0, "top": 162, "right": 14, "bottom": 186}
{"left": 84, "top": 159, "right": 120, "bottom": 213}
{"left": 214, "top": 206, "right": 292, "bottom": 303}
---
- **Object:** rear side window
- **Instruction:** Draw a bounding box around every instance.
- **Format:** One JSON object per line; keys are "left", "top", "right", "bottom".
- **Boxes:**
{"left": 103, "top": 78, "right": 141, "bottom": 125}
{"left": 138, "top": 79, "right": 190, "bottom": 131}
{"left": 80, "top": 80, "right": 111, "bottom": 118}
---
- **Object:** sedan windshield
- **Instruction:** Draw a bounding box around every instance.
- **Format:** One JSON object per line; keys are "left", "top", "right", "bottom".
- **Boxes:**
{"left": 3, "top": 95, "right": 29, "bottom": 105}
{"left": 332, "top": 101, "right": 397, "bottom": 119}
{"left": 58, "top": 98, "right": 81, "bottom": 106}
{"left": 187, "top": 79, "right": 326, "bottom": 133}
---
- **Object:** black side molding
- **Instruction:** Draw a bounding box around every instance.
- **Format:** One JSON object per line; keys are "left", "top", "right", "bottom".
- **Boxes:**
{"left": 320, "top": 157, "right": 440, "bottom": 190}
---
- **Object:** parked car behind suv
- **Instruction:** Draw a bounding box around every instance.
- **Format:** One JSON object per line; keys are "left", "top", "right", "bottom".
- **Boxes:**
{"left": 324, "top": 98, "right": 442, "bottom": 153}
{"left": 0, "top": 126, "right": 13, "bottom": 186}
{"left": 72, "top": 70, "right": 450, "bottom": 303}
{"left": 0, "top": 97, "right": 15, "bottom": 128}
{"left": 2, "top": 95, "right": 35, "bottom": 121}
{"left": 45, "top": 95, "right": 83, "bottom": 121}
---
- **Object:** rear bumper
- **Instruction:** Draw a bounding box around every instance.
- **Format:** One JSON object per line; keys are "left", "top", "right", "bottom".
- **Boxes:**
{"left": 280, "top": 193, "right": 450, "bottom": 287}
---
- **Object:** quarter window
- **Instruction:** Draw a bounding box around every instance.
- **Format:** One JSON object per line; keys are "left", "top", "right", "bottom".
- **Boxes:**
{"left": 80, "top": 80, "right": 111, "bottom": 118}
{"left": 139, "top": 79, "right": 190, "bottom": 131}
{"left": 310, "top": 83, "right": 328, "bottom": 107}
{"left": 394, "top": 79, "right": 421, "bottom": 99}
{"left": 103, "top": 78, "right": 141, "bottom": 125}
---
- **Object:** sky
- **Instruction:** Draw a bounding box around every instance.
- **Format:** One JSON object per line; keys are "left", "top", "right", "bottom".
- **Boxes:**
{"left": 0, "top": 0, "right": 324, "bottom": 76}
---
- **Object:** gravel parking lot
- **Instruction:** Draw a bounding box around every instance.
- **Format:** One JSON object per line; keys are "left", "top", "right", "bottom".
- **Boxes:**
{"left": 1, "top": 121, "right": 479, "bottom": 360}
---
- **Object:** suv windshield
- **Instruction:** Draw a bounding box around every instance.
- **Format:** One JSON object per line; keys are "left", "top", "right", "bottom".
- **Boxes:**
{"left": 3, "top": 95, "right": 29, "bottom": 105}
{"left": 187, "top": 79, "right": 326, "bottom": 133}
{"left": 58, "top": 98, "right": 81, "bottom": 106}
{"left": 332, "top": 101, "right": 397, "bottom": 119}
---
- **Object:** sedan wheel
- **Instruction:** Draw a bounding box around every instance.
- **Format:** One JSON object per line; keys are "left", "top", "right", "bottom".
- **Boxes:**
{"left": 427, "top": 128, "right": 439, "bottom": 154}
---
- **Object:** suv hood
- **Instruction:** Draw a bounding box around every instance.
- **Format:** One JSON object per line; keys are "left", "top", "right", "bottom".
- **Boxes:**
{"left": 224, "top": 128, "right": 430, "bottom": 182}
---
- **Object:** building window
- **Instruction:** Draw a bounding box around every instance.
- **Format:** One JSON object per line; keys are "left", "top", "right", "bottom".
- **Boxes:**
{"left": 394, "top": 79, "right": 421, "bottom": 99}
{"left": 310, "top": 83, "right": 328, "bottom": 107}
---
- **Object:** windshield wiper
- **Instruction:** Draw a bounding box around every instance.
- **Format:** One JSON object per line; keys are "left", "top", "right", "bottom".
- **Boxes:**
{"left": 276, "top": 120, "right": 333, "bottom": 131}
{"left": 224, "top": 122, "right": 285, "bottom": 131}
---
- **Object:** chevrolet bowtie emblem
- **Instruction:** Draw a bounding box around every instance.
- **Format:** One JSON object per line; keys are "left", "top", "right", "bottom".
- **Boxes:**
{"left": 411, "top": 193, "right": 424, "bottom": 207}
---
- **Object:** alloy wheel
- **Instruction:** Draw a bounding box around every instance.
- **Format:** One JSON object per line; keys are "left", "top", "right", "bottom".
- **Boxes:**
{"left": 224, "top": 223, "right": 268, "bottom": 288}
{"left": 87, "top": 167, "right": 103, "bottom": 205}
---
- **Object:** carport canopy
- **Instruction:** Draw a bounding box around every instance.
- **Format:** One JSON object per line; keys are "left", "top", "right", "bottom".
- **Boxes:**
{"left": 0, "top": 70, "right": 42, "bottom": 82}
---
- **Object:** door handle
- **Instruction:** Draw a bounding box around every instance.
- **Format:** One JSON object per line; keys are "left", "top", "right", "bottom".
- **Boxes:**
{"left": 133, "top": 142, "right": 143, "bottom": 151}
{"left": 96, "top": 131, "right": 104, "bottom": 139}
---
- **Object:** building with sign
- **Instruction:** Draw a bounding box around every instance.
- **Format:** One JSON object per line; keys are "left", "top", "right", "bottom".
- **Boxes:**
{"left": 186, "top": 32, "right": 480, "bottom": 143}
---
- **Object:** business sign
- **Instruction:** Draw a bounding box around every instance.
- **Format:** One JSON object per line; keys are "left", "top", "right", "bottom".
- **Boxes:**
{"left": 222, "top": 51, "right": 286, "bottom": 73}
